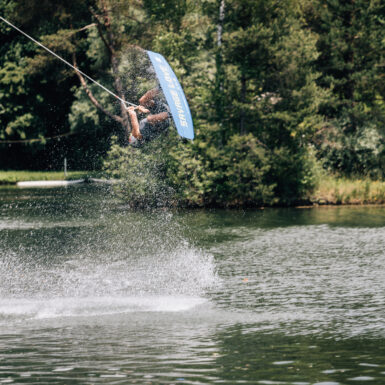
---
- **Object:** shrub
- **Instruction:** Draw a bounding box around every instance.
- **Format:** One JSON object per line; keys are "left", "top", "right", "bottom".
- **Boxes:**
{"left": 104, "top": 137, "right": 175, "bottom": 208}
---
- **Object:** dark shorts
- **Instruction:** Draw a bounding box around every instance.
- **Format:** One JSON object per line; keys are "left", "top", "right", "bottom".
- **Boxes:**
{"left": 139, "top": 118, "right": 169, "bottom": 143}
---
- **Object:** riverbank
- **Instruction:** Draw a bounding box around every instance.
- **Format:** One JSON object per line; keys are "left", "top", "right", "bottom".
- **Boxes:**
{"left": 2, "top": 171, "right": 385, "bottom": 206}
{"left": 311, "top": 176, "right": 385, "bottom": 205}
{"left": 0, "top": 171, "right": 98, "bottom": 185}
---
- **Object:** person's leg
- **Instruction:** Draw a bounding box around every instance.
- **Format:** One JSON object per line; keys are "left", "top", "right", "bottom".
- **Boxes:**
{"left": 128, "top": 108, "right": 142, "bottom": 140}
{"left": 139, "top": 118, "right": 152, "bottom": 142}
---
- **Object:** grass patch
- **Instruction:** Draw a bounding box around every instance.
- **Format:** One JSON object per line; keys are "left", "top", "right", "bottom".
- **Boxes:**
{"left": 312, "top": 176, "right": 385, "bottom": 205}
{"left": 0, "top": 171, "right": 101, "bottom": 185}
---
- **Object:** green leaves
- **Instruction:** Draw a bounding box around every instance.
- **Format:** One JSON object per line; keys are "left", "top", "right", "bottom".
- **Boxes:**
{"left": 0, "top": 51, "right": 34, "bottom": 141}
{"left": 143, "top": 0, "right": 187, "bottom": 30}
{"left": 104, "top": 136, "right": 176, "bottom": 207}
{"left": 307, "top": 0, "right": 385, "bottom": 177}
{"left": 2, "top": 0, "right": 384, "bottom": 201}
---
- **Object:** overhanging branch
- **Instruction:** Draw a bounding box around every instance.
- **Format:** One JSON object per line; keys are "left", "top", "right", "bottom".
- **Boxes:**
{"left": 72, "top": 52, "right": 123, "bottom": 124}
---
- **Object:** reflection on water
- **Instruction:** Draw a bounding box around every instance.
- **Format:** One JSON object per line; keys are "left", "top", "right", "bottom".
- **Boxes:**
{"left": 0, "top": 185, "right": 385, "bottom": 384}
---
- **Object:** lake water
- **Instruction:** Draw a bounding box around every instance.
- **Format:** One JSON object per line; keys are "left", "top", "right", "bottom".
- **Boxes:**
{"left": 1, "top": 185, "right": 385, "bottom": 384}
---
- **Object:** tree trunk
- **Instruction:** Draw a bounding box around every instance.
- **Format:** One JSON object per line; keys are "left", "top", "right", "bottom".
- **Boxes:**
{"left": 217, "top": 0, "right": 225, "bottom": 48}
{"left": 215, "top": 0, "right": 226, "bottom": 144}
{"left": 240, "top": 73, "right": 246, "bottom": 135}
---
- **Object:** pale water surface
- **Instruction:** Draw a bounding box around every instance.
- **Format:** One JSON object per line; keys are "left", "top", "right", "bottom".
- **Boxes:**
{"left": 0, "top": 186, "right": 385, "bottom": 384}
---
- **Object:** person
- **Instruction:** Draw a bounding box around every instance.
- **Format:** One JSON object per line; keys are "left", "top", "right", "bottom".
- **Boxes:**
{"left": 127, "top": 87, "right": 170, "bottom": 146}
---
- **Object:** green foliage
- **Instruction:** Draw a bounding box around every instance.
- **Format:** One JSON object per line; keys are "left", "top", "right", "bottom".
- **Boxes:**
{"left": 306, "top": 0, "right": 385, "bottom": 178}
{"left": 190, "top": 0, "right": 328, "bottom": 205}
{"left": 69, "top": 86, "right": 100, "bottom": 130}
{"left": 104, "top": 137, "right": 175, "bottom": 208}
{"left": 2, "top": 0, "right": 385, "bottom": 205}
{"left": 143, "top": 0, "right": 187, "bottom": 30}
{"left": 166, "top": 139, "right": 210, "bottom": 206}
{"left": 105, "top": 132, "right": 276, "bottom": 208}
{"left": 267, "top": 146, "right": 322, "bottom": 205}
{"left": 166, "top": 132, "right": 276, "bottom": 207}
{"left": 312, "top": 176, "right": 385, "bottom": 205}
{"left": 0, "top": 37, "right": 37, "bottom": 141}
{"left": 0, "top": 0, "right": 96, "bottom": 169}
{"left": 316, "top": 119, "right": 385, "bottom": 179}
{"left": 213, "top": 134, "right": 276, "bottom": 206}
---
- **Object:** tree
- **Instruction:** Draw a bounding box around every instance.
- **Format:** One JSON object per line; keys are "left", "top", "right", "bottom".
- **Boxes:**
{"left": 306, "top": 0, "right": 385, "bottom": 177}
{"left": 6, "top": 0, "right": 155, "bottom": 144}
{"left": 193, "top": 0, "right": 328, "bottom": 204}
{"left": 0, "top": 0, "right": 87, "bottom": 168}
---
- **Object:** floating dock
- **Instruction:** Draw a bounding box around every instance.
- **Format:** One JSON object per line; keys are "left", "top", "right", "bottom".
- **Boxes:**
{"left": 17, "top": 179, "right": 85, "bottom": 188}
{"left": 16, "top": 178, "right": 119, "bottom": 188}
{"left": 88, "top": 178, "right": 119, "bottom": 185}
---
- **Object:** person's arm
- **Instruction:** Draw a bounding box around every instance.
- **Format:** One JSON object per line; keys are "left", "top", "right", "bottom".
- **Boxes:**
{"left": 136, "top": 105, "right": 150, "bottom": 114}
{"left": 147, "top": 111, "right": 169, "bottom": 125}
{"left": 139, "top": 88, "right": 159, "bottom": 107}
{"left": 127, "top": 107, "right": 142, "bottom": 139}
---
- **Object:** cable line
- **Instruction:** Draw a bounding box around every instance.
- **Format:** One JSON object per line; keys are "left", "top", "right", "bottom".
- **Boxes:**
{"left": 0, "top": 15, "right": 137, "bottom": 107}
{"left": 0, "top": 132, "right": 77, "bottom": 144}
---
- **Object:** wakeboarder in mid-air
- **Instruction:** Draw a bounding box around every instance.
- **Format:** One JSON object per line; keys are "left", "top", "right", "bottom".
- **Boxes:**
{"left": 127, "top": 88, "right": 171, "bottom": 146}
{"left": 0, "top": 17, "right": 194, "bottom": 143}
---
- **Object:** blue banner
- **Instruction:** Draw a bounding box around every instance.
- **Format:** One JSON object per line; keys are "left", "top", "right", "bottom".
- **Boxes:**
{"left": 147, "top": 51, "right": 194, "bottom": 140}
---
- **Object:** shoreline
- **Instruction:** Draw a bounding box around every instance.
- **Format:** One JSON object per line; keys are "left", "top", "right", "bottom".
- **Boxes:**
{"left": 0, "top": 171, "right": 99, "bottom": 185}
{"left": 295, "top": 202, "right": 385, "bottom": 209}
{"left": 2, "top": 171, "right": 385, "bottom": 208}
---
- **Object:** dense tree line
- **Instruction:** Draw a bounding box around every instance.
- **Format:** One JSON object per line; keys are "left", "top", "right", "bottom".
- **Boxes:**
{"left": 0, "top": 0, "right": 384, "bottom": 205}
